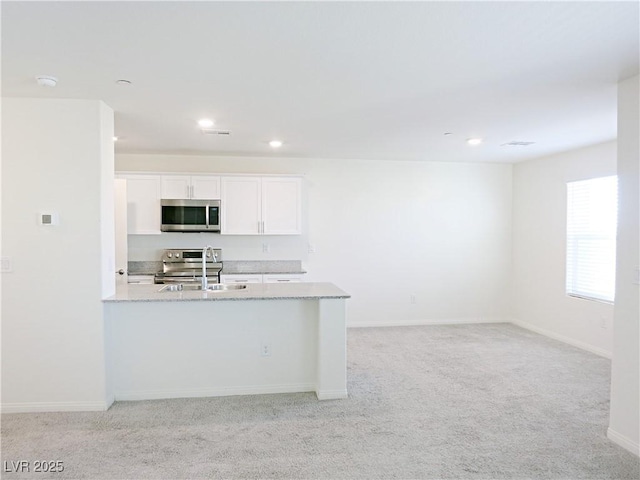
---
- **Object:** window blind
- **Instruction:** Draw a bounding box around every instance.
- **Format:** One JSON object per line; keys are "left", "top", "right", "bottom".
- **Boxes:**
{"left": 566, "top": 175, "right": 617, "bottom": 303}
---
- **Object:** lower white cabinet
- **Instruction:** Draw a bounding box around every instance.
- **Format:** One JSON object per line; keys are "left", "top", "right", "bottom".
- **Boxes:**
{"left": 263, "top": 274, "right": 303, "bottom": 284}
{"left": 221, "top": 274, "right": 304, "bottom": 284}
{"left": 127, "top": 275, "right": 155, "bottom": 284}
{"left": 220, "top": 274, "right": 263, "bottom": 284}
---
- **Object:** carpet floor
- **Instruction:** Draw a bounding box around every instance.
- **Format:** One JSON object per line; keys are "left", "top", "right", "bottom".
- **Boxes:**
{"left": 1, "top": 323, "right": 639, "bottom": 479}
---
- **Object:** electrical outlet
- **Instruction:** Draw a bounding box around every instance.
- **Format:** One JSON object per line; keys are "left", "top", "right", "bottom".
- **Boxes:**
{"left": 308, "top": 244, "right": 316, "bottom": 254}
{"left": 262, "top": 243, "right": 270, "bottom": 253}
{"left": 410, "top": 294, "right": 416, "bottom": 304}
{"left": 600, "top": 317, "right": 607, "bottom": 329}
{"left": 261, "top": 342, "right": 271, "bottom": 357}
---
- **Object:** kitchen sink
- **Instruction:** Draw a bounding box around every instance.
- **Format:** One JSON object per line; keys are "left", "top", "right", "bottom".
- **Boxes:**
{"left": 159, "top": 284, "right": 247, "bottom": 292}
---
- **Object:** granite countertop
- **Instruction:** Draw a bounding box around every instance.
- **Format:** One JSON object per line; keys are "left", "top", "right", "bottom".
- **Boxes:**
{"left": 104, "top": 282, "right": 349, "bottom": 303}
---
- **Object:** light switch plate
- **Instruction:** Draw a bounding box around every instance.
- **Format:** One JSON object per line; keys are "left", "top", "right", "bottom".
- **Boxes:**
{"left": 39, "top": 212, "right": 59, "bottom": 225}
{"left": 1, "top": 257, "right": 12, "bottom": 273}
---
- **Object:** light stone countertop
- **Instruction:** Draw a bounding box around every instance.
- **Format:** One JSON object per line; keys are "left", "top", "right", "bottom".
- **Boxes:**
{"left": 104, "top": 282, "right": 349, "bottom": 303}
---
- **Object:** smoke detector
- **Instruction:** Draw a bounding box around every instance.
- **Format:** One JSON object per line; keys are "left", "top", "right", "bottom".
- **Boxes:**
{"left": 201, "top": 129, "right": 230, "bottom": 136}
{"left": 35, "top": 75, "right": 58, "bottom": 87}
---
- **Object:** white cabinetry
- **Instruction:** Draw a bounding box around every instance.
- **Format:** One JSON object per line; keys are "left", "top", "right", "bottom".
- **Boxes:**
{"left": 117, "top": 174, "right": 161, "bottom": 234}
{"left": 127, "top": 275, "right": 155, "bottom": 284}
{"left": 221, "top": 176, "right": 301, "bottom": 235}
{"left": 161, "top": 175, "right": 220, "bottom": 199}
{"left": 262, "top": 177, "right": 302, "bottom": 235}
{"left": 221, "top": 274, "right": 304, "bottom": 284}
{"left": 263, "top": 274, "right": 304, "bottom": 283}
{"left": 220, "top": 177, "right": 262, "bottom": 234}
{"left": 220, "top": 274, "right": 264, "bottom": 285}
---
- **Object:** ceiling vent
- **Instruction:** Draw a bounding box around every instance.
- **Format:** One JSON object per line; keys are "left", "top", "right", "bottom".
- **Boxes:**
{"left": 201, "top": 129, "right": 230, "bottom": 136}
{"left": 501, "top": 141, "right": 536, "bottom": 147}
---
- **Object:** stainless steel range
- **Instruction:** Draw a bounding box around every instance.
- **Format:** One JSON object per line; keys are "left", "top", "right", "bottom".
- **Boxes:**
{"left": 154, "top": 248, "right": 222, "bottom": 284}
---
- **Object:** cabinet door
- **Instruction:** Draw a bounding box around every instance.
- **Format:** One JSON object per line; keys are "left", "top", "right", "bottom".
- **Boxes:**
{"left": 220, "top": 274, "right": 263, "bottom": 284}
{"left": 124, "top": 174, "right": 161, "bottom": 234}
{"left": 263, "top": 274, "right": 303, "bottom": 283}
{"left": 221, "top": 176, "right": 262, "bottom": 235}
{"left": 161, "top": 175, "right": 191, "bottom": 199}
{"left": 191, "top": 175, "right": 221, "bottom": 199}
{"left": 262, "top": 177, "right": 302, "bottom": 235}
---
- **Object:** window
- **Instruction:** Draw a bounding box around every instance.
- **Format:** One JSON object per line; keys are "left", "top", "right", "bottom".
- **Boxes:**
{"left": 566, "top": 175, "right": 618, "bottom": 303}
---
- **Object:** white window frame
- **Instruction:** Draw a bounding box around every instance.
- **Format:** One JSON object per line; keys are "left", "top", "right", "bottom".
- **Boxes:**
{"left": 566, "top": 175, "right": 618, "bottom": 304}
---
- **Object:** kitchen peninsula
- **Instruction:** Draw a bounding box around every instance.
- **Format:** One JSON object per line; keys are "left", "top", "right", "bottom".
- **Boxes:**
{"left": 103, "top": 282, "right": 349, "bottom": 403}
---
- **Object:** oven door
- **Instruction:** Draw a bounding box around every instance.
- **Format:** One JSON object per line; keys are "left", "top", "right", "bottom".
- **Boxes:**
{"left": 161, "top": 199, "right": 220, "bottom": 232}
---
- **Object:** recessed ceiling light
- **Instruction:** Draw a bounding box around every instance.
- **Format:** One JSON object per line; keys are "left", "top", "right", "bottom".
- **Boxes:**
{"left": 467, "top": 138, "right": 483, "bottom": 146}
{"left": 35, "top": 75, "right": 57, "bottom": 87}
{"left": 116, "top": 79, "right": 132, "bottom": 85}
{"left": 269, "top": 140, "right": 283, "bottom": 148}
{"left": 198, "top": 119, "right": 214, "bottom": 128}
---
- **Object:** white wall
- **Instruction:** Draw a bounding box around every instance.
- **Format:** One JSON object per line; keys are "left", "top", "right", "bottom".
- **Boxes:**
{"left": 511, "top": 141, "right": 617, "bottom": 357}
{"left": 1, "top": 98, "right": 114, "bottom": 412}
{"left": 608, "top": 75, "right": 639, "bottom": 455}
{"left": 117, "top": 154, "right": 513, "bottom": 327}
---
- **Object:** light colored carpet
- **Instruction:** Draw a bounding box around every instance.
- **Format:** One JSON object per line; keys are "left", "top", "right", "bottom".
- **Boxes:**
{"left": 2, "top": 323, "right": 639, "bottom": 479}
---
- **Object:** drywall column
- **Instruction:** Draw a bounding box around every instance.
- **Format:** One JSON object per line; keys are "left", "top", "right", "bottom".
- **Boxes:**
{"left": 316, "top": 298, "right": 347, "bottom": 399}
{"left": 1, "top": 98, "right": 115, "bottom": 412}
{"left": 608, "top": 75, "right": 640, "bottom": 456}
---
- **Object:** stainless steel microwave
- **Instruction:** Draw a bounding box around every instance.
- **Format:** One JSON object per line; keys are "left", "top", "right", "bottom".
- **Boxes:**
{"left": 161, "top": 199, "right": 221, "bottom": 232}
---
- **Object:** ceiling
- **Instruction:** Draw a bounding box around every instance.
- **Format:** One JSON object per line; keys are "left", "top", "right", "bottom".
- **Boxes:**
{"left": 2, "top": 1, "right": 638, "bottom": 163}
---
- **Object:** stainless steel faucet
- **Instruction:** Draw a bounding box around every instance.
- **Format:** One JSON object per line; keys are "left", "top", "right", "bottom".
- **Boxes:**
{"left": 201, "top": 245, "right": 217, "bottom": 290}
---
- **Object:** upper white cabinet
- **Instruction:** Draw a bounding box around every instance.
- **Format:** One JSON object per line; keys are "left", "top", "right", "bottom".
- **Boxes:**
{"left": 117, "top": 174, "right": 162, "bottom": 234}
{"left": 221, "top": 176, "right": 302, "bottom": 235}
{"left": 221, "top": 177, "right": 262, "bottom": 234}
{"left": 161, "top": 175, "right": 220, "bottom": 200}
{"left": 262, "top": 177, "right": 302, "bottom": 235}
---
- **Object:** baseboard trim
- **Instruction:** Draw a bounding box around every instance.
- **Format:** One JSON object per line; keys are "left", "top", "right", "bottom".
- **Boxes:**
{"left": 1, "top": 400, "right": 112, "bottom": 414}
{"left": 511, "top": 319, "right": 612, "bottom": 359}
{"left": 114, "top": 383, "right": 316, "bottom": 402}
{"left": 316, "top": 389, "right": 348, "bottom": 400}
{"left": 608, "top": 427, "right": 640, "bottom": 456}
{"left": 349, "top": 318, "right": 508, "bottom": 328}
